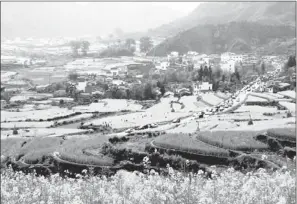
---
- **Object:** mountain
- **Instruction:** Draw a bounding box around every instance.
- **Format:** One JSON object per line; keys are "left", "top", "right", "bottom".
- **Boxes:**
{"left": 148, "top": 22, "right": 296, "bottom": 56}
{"left": 147, "top": 2, "right": 296, "bottom": 38}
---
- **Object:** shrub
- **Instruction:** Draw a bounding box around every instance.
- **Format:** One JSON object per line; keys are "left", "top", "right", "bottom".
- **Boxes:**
{"left": 287, "top": 111, "right": 292, "bottom": 118}
{"left": 248, "top": 119, "right": 253, "bottom": 125}
{"left": 12, "top": 128, "right": 18, "bottom": 135}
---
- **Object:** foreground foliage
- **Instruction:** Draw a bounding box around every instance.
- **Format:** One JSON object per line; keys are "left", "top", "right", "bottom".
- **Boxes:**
{"left": 1, "top": 164, "right": 295, "bottom": 204}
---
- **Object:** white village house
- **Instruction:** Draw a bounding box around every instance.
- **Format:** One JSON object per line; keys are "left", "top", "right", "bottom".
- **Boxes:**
{"left": 193, "top": 82, "right": 213, "bottom": 95}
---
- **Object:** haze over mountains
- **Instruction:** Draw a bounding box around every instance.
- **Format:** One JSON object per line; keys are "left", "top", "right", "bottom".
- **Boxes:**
{"left": 147, "top": 2, "right": 296, "bottom": 38}
{"left": 1, "top": 2, "right": 197, "bottom": 39}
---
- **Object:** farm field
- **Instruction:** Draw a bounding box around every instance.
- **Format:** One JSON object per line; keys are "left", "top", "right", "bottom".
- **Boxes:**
{"left": 278, "top": 90, "right": 296, "bottom": 99}
{"left": 216, "top": 117, "right": 295, "bottom": 131}
{"left": 215, "top": 91, "right": 231, "bottom": 99}
{"left": 266, "top": 128, "right": 296, "bottom": 142}
{"left": 279, "top": 101, "right": 296, "bottom": 113}
{"left": 1, "top": 107, "right": 75, "bottom": 122}
{"left": 1, "top": 134, "right": 113, "bottom": 166}
{"left": 245, "top": 95, "right": 268, "bottom": 102}
{"left": 1, "top": 71, "right": 17, "bottom": 82}
{"left": 196, "top": 130, "right": 269, "bottom": 151}
{"left": 18, "top": 68, "right": 68, "bottom": 85}
{"left": 153, "top": 133, "right": 230, "bottom": 157}
{"left": 179, "top": 95, "right": 206, "bottom": 112}
{"left": 56, "top": 113, "right": 94, "bottom": 124}
{"left": 1, "top": 128, "right": 91, "bottom": 139}
{"left": 236, "top": 105, "right": 279, "bottom": 114}
{"left": 0, "top": 121, "right": 54, "bottom": 129}
{"left": 200, "top": 93, "right": 224, "bottom": 106}
{"left": 216, "top": 111, "right": 273, "bottom": 121}
{"left": 72, "top": 99, "right": 142, "bottom": 113}
{"left": 146, "top": 97, "right": 174, "bottom": 113}
{"left": 84, "top": 108, "right": 190, "bottom": 129}
{"left": 249, "top": 92, "right": 277, "bottom": 101}
{"left": 9, "top": 92, "right": 53, "bottom": 102}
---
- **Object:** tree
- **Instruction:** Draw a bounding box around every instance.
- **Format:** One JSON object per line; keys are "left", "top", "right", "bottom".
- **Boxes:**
{"left": 125, "top": 38, "right": 136, "bottom": 51}
{"left": 287, "top": 55, "right": 296, "bottom": 68}
{"left": 261, "top": 62, "right": 266, "bottom": 75}
{"left": 140, "top": 37, "right": 153, "bottom": 53}
{"left": 81, "top": 41, "right": 90, "bottom": 56}
{"left": 188, "top": 64, "right": 194, "bottom": 72}
{"left": 143, "top": 83, "right": 153, "bottom": 100}
{"left": 214, "top": 68, "right": 222, "bottom": 79}
{"left": 198, "top": 66, "right": 204, "bottom": 81}
{"left": 157, "top": 81, "right": 166, "bottom": 95}
{"left": 59, "top": 99, "right": 64, "bottom": 105}
{"left": 234, "top": 67, "right": 241, "bottom": 81}
{"left": 208, "top": 66, "right": 212, "bottom": 81}
{"left": 203, "top": 66, "right": 209, "bottom": 81}
{"left": 70, "top": 41, "right": 81, "bottom": 57}
{"left": 68, "top": 72, "right": 78, "bottom": 81}
{"left": 222, "top": 74, "right": 226, "bottom": 82}
{"left": 13, "top": 125, "right": 18, "bottom": 135}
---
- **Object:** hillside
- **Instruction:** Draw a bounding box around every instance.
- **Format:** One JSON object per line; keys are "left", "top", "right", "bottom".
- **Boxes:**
{"left": 147, "top": 2, "right": 296, "bottom": 38}
{"left": 148, "top": 22, "right": 296, "bottom": 56}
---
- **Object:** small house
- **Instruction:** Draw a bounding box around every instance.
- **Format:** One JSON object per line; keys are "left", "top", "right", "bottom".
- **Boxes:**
{"left": 193, "top": 82, "right": 213, "bottom": 95}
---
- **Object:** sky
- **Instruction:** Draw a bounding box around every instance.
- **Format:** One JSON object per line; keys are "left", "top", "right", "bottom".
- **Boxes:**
{"left": 1, "top": 2, "right": 201, "bottom": 39}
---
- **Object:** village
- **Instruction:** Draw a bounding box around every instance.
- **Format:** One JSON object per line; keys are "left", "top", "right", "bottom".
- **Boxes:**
{"left": 0, "top": 34, "right": 296, "bottom": 176}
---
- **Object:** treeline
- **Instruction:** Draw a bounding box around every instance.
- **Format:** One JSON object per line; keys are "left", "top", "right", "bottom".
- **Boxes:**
{"left": 103, "top": 81, "right": 165, "bottom": 101}
{"left": 99, "top": 48, "right": 134, "bottom": 57}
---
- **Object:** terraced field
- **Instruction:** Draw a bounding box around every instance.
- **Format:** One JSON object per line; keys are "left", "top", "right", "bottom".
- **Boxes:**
{"left": 1, "top": 107, "right": 75, "bottom": 122}
{"left": 72, "top": 99, "right": 142, "bottom": 113}
{"left": 278, "top": 91, "right": 295, "bottom": 99}
{"left": 153, "top": 133, "right": 230, "bottom": 157}
{"left": 200, "top": 93, "right": 224, "bottom": 106}
{"left": 266, "top": 128, "right": 296, "bottom": 142}
{"left": 245, "top": 95, "right": 268, "bottom": 102}
{"left": 279, "top": 101, "right": 296, "bottom": 113}
{"left": 2, "top": 135, "right": 113, "bottom": 166}
{"left": 196, "top": 131, "right": 269, "bottom": 151}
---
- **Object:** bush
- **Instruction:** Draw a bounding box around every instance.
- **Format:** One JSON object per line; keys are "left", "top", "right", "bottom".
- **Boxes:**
{"left": 287, "top": 111, "right": 292, "bottom": 118}
{"left": 12, "top": 128, "right": 18, "bottom": 135}
{"left": 248, "top": 119, "right": 253, "bottom": 125}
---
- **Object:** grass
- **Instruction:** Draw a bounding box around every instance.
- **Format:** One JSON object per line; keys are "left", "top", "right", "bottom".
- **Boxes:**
{"left": 266, "top": 128, "right": 296, "bottom": 142}
{"left": 196, "top": 131, "right": 269, "bottom": 151}
{"left": 58, "top": 136, "right": 114, "bottom": 166}
{"left": 153, "top": 133, "right": 230, "bottom": 157}
{"left": 1, "top": 138, "right": 29, "bottom": 157}
{"left": 18, "top": 137, "right": 63, "bottom": 164}
{"left": 2, "top": 135, "right": 113, "bottom": 166}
